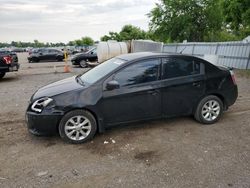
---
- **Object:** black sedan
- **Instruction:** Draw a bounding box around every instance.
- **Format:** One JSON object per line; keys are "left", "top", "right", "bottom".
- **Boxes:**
{"left": 28, "top": 48, "right": 64, "bottom": 63}
{"left": 71, "top": 48, "right": 97, "bottom": 68}
{"left": 26, "top": 52, "right": 238, "bottom": 144}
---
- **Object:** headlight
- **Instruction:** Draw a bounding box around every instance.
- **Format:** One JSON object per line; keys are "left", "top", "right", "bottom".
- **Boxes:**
{"left": 31, "top": 97, "right": 53, "bottom": 113}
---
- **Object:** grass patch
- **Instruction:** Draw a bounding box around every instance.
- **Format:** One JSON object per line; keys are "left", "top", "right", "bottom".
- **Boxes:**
{"left": 235, "top": 69, "right": 250, "bottom": 78}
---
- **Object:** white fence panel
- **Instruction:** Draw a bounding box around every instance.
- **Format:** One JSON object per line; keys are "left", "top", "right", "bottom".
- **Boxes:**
{"left": 163, "top": 41, "right": 250, "bottom": 69}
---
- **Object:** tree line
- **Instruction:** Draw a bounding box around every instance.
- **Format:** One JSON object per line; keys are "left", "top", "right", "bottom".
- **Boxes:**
{"left": 0, "top": 37, "right": 95, "bottom": 48}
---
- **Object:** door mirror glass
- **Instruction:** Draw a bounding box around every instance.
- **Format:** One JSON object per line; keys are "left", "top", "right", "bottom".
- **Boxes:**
{"left": 106, "top": 80, "right": 120, "bottom": 90}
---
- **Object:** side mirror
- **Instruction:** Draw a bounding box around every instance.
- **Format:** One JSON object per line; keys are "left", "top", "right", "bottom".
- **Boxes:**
{"left": 106, "top": 80, "right": 120, "bottom": 90}
{"left": 39, "top": 52, "right": 43, "bottom": 55}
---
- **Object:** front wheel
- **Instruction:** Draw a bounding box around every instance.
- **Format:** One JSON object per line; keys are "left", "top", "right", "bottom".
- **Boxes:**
{"left": 33, "top": 57, "right": 40, "bottom": 62}
{"left": 59, "top": 110, "right": 97, "bottom": 144}
{"left": 79, "top": 60, "right": 87, "bottom": 68}
{"left": 194, "top": 95, "right": 223, "bottom": 124}
{"left": 0, "top": 72, "right": 6, "bottom": 79}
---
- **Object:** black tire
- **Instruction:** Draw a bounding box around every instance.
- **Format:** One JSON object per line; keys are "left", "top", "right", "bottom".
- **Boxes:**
{"left": 33, "top": 57, "right": 40, "bottom": 62}
{"left": 0, "top": 72, "right": 6, "bottom": 79}
{"left": 79, "top": 60, "right": 87, "bottom": 68}
{"left": 194, "top": 95, "right": 223, "bottom": 124}
{"left": 59, "top": 110, "right": 97, "bottom": 144}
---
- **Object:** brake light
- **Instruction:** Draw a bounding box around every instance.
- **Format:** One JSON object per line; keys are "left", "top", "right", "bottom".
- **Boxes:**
{"left": 3, "top": 56, "right": 12, "bottom": 64}
{"left": 229, "top": 70, "right": 237, "bottom": 85}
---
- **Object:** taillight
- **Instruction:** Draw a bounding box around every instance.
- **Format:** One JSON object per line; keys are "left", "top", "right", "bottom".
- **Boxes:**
{"left": 229, "top": 70, "right": 237, "bottom": 85}
{"left": 3, "top": 56, "right": 12, "bottom": 64}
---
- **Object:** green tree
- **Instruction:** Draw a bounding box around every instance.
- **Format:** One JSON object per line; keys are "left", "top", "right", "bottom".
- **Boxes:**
{"left": 148, "top": 0, "right": 223, "bottom": 42}
{"left": 74, "top": 39, "right": 82, "bottom": 46}
{"left": 119, "top": 25, "right": 148, "bottom": 40}
{"left": 73, "top": 36, "right": 94, "bottom": 46}
{"left": 33, "top": 39, "right": 45, "bottom": 47}
{"left": 100, "top": 24, "right": 152, "bottom": 41}
{"left": 68, "top": 41, "right": 76, "bottom": 46}
{"left": 81, "top": 36, "right": 94, "bottom": 45}
{"left": 221, "top": 0, "right": 250, "bottom": 37}
{"left": 100, "top": 31, "right": 121, "bottom": 41}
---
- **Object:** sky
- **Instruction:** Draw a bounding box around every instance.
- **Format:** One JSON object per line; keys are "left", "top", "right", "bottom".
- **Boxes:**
{"left": 0, "top": 0, "right": 159, "bottom": 43}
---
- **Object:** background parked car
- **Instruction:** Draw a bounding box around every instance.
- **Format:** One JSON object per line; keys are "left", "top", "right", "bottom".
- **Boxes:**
{"left": 71, "top": 48, "right": 97, "bottom": 68}
{"left": 0, "top": 50, "right": 20, "bottom": 79}
{"left": 0, "top": 50, "right": 18, "bottom": 63}
{"left": 11, "top": 48, "right": 26, "bottom": 53}
{"left": 28, "top": 48, "right": 64, "bottom": 63}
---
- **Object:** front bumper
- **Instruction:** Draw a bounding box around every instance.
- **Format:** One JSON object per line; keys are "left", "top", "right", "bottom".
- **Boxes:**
{"left": 227, "top": 85, "right": 238, "bottom": 107}
{"left": 71, "top": 60, "right": 79, "bottom": 65}
{"left": 26, "top": 111, "right": 63, "bottom": 136}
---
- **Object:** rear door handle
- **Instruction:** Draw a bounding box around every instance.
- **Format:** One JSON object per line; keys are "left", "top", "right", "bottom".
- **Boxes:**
{"left": 192, "top": 82, "right": 201, "bottom": 87}
{"left": 147, "top": 90, "right": 159, "bottom": 95}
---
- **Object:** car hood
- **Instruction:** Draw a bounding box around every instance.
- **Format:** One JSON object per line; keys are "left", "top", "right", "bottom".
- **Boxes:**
{"left": 32, "top": 76, "right": 85, "bottom": 100}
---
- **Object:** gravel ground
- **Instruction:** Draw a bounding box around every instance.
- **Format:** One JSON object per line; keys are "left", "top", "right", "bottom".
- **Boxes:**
{"left": 0, "top": 53, "right": 249, "bottom": 188}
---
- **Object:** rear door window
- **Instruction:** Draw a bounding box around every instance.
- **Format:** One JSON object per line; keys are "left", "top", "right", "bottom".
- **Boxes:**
{"left": 41, "top": 49, "right": 48, "bottom": 54}
{"left": 162, "top": 57, "right": 201, "bottom": 79}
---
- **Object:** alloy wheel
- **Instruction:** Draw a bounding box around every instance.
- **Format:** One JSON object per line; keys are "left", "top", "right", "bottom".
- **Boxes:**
{"left": 201, "top": 100, "right": 221, "bottom": 121}
{"left": 64, "top": 115, "right": 91, "bottom": 141}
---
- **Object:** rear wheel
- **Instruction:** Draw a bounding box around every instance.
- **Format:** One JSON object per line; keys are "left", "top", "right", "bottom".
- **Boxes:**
{"left": 0, "top": 72, "right": 6, "bottom": 79}
{"left": 194, "top": 95, "right": 223, "bottom": 124}
{"left": 59, "top": 110, "right": 97, "bottom": 144}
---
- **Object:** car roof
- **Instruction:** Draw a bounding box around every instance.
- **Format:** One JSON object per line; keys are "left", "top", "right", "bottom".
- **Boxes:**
{"left": 117, "top": 52, "right": 200, "bottom": 61}
{"left": 117, "top": 52, "right": 160, "bottom": 61}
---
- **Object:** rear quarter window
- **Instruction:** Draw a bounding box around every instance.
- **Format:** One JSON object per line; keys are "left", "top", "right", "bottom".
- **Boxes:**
{"left": 162, "top": 57, "right": 201, "bottom": 79}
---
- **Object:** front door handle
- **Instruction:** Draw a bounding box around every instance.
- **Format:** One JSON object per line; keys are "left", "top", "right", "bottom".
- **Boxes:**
{"left": 192, "top": 82, "right": 201, "bottom": 87}
{"left": 147, "top": 90, "right": 159, "bottom": 95}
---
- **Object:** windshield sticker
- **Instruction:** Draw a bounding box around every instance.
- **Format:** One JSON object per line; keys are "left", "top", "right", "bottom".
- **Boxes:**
{"left": 113, "top": 60, "right": 125, "bottom": 65}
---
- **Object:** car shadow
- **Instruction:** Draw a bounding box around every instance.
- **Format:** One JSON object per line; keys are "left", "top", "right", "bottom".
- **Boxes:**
{"left": 0, "top": 76, "right": 19, "bottom": 82}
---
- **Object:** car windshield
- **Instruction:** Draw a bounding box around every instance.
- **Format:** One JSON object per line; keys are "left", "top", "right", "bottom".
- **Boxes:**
{"left": 79, "top": 57, "right": 126, "bottom": 84}
{"left": 86, "top": 48, "right": 96, "bottom": 54}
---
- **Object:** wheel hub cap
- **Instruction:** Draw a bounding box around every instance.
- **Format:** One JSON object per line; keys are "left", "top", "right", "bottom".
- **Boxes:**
{"left": 64, "top": 115, "right": 91, "bottom": 141}
{"left": 201, "top": 100, "right": 220, "bottom": 121}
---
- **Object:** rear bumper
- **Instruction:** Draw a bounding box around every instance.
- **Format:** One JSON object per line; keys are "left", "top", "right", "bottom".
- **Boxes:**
{"left": 26, "top": 111, "right": 63, "bottom": 136}
{"left": 225, "top": 85, "right": 238, "bottom": 107}
{"left": 0, "top": 63, "right": 20, "bottom": 72}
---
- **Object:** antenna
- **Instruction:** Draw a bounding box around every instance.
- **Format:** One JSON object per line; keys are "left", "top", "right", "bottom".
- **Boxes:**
{"left": 179, "top": 46, "right": 186, "bottom": 54}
